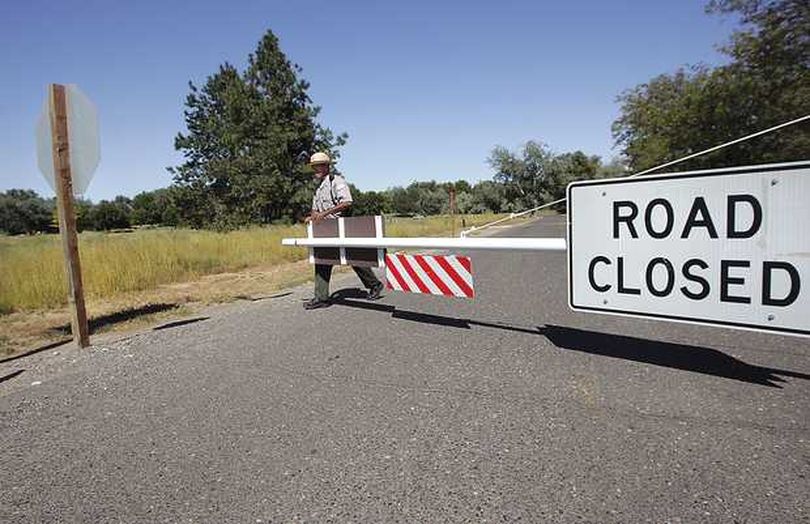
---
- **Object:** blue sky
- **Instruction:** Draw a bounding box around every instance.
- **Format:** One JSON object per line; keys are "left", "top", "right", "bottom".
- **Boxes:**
{"left": 0, "top": 0, "right": 737, "bottom": 201}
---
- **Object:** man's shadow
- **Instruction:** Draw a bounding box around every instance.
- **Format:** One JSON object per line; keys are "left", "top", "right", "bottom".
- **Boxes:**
{"left": 330, "top": 289, "right": 809, "bottom": 388}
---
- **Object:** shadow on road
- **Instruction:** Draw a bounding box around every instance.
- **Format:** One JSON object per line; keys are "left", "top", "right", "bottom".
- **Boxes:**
{"left": 540, "top": 326, "right": 810, "bottom": 388}
{"left": 50, "top": 303, "right": 180, "bottom": 336}
{"left": 0, "top": 369, "right": 25, "bottom": 383}
{"left": 0, "top": 338, "right": 72, "bottom": 364}
{"left": 153, "top": 317, "right": 209, "bottom": 331}
{"left": 331, "top": 293, "right": 540, "bottom": 335}
{"left": 331, "top": 291, "right": 809, "bottom": 388}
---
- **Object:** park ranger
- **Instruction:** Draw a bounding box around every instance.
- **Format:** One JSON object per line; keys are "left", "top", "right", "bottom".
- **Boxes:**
{"left": 303, "top": 152, "right": 384, "bottom": 310}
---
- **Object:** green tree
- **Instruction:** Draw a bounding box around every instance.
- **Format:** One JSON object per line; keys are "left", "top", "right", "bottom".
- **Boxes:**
{"left": 132, "top": 188, "right": 181, "bottom": 226}
{"left": 597, "top": 158, "right": 629, "bottom": 179}
{"left": 488, "top": 142, "right": 602, "bottom": 210}
{"left": 452, "top": 180, "right": 472, "bottom": 193}
{"left": 350, "top": 186, "right": 392, "bottom": 216}
{"left": 613, "top": 0, "right": 810, "bottom": 171}
{"left": 455, "top": 190, "right": 475, "bottom": 214}
{"left": 90, "top": 199, "right": 131, "bottom": 230}
{"left": 470, "top": 181, "right": 507, "bottom": 214}
{"left": 73, "top": 198, "right": 94, "bottom": 232}
{"left": 388, "top": 186, "right": 418, "bottom": 215}
{"left": 0, "top": 189, "right": 53, "bottom": 235}
{"left": 409, "top": 181, "right": 447, "bottom": 215}
{"left": 131, "top": 190, "right": 160, "bottom": 225}
{"left": 170, "top": 30, "right": 346, "bottom": 228}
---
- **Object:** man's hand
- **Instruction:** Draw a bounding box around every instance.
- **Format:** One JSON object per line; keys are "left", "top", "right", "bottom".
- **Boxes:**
{"left": 304, "top": 212, "right": 323, "bottom": 224}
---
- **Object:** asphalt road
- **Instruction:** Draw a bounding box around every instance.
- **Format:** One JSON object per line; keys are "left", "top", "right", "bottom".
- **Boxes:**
{"left": 1, "top": 216, "right": 808, "bottom": 523}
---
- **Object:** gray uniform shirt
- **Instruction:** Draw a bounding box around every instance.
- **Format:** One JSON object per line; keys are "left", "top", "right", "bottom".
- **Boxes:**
{"left": 312, "top": 174, "right": 353, "bottom": 218}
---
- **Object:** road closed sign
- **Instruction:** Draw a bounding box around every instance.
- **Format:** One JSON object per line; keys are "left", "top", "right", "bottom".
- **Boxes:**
{"left": 567, "top": 161, "right": 810, "bottom": 336}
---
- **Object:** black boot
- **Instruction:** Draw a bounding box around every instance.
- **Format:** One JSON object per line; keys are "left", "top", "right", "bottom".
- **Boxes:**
{"left": 367, "top": 282, "right": 384, "bottom": 300}
{"left": 303, "top": 298, "right": 331, "bottom": 310}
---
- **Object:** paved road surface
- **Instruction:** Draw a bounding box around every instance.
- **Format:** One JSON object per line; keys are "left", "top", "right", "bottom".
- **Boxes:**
{"left": 2, "top": 216, "right": 808, "bottom": 522}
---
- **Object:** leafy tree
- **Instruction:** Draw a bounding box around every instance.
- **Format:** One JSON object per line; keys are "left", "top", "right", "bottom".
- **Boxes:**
{"left": 132, "top": 188, "right": 182, "bottom": 226}
{"left": 0, "top": 189, "right": 53, "bottom": 235}
{"left": 613, "top": 0, "right": 810, "bottom": 171}
{"left": 47, "top": 196, "right": 93, "bottom": 232}
{"left": 452, "top": 180, "right": 472, "bottom": 193}
{"left": 455, "top": 190, "right": 475, "bottom": 214}
{"left": 73, "top": 198, "right": 95, "bottom": 232}
{"left": 90, "top": 199, "right": 131, "bottom": 230}
{"left": 469, "top": 181, "right": 507, "bottom": 214}
{"left": 597, "top": 158, "right": 629, "bottom": 178}
{"left": 489, "top": 141, "right": 552, "bottom": 210}
{"left": 131, "top": 190, "right": 160, "bottom": 225}
{"left": 410, "top": 181, "right": 447, "bottom": 215}
{"left": 170, "top": 30, "right": 346, "bottom": 228}
{"left": 157, "top": 187, "right": 183, "bottom": 227}
{"left": 488, "top": 142, "right": 602, "bottom": 210}
{"left": 549, "top": 151, "right": 601, "bottom": 200}
{"left": 388, "top": 186, "right": 418, "bottom": 215}
{"left": 350, "top": 186, "right": 392, "bottom": 216}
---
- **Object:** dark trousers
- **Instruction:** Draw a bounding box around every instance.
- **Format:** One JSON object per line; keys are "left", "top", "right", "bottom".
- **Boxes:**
{"left": 314, "top": 264, "right": 381, "bottom": 301}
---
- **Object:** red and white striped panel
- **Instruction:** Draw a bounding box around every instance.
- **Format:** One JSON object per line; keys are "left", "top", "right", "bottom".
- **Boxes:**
{"left": 385, "top": 253, "right": 474, "bottom": 299}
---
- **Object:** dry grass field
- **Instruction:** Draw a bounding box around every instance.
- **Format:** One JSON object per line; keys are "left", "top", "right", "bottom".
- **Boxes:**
{"left": 0, "top": 214, "right": 511, "bottom": 355}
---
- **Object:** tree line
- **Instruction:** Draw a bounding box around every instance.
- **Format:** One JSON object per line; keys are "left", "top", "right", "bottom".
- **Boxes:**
{"left": 0, "top": 189, "right": 177, "bottom": 234}
{"left": 1, "top": 148, "right": 619, "bottom": 234}
{"left": 2, "top": 0, "right": 805, "bottom": 235}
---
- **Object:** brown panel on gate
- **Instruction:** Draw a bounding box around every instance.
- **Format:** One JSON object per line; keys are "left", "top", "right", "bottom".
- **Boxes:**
{"left": 344, "top": 216, "right": 382, "bottom": 267}
{"left": 312, "top": 219, "right": 340, "bottom": 265}
{"left": 310, "top": 216, "right": 385, "bottom": 267}
{"left": 313, "top": 247, "right": 341, "bottom": 265}
{"left": 345, "top": 248, "right": 379, "bottom": 266}
{"left": 344, "top": 216, "right": 377, "bottom": 237}
{"left": 313, "top": 220, "right": 339, "bottom": 238}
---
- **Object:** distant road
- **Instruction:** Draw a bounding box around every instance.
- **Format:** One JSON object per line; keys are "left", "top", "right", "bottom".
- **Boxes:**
{"left": 2, "top": 215, "right": 808, "bottom": 522}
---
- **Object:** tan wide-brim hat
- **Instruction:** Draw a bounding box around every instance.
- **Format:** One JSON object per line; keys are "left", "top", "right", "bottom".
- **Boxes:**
{"left": 309, "top": 152, "right": 331, "bottom": 166}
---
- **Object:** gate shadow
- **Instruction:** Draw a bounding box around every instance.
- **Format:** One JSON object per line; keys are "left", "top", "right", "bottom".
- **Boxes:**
{"left": 331, "top": 292, "right": 809, "bottom": 388}
{"left": 539, "top": 325, "right": 809, "bottom": 388}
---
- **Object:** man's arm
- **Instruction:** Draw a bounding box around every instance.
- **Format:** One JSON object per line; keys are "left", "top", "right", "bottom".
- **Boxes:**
{"left": 305, "top": 201, "right": 352, "bottom": 223}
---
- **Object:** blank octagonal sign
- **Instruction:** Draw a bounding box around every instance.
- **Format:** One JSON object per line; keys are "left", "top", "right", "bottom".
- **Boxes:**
{"left": 36, "top": 84, "right": 100, "bottom": 196}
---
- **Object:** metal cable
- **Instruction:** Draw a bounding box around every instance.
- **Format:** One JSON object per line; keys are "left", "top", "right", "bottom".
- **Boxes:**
{"left": 461, "top": 114, "right": 810, "bottom": 237}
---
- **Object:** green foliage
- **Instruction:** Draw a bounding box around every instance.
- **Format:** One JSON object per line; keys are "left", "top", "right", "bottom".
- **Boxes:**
{"left": 613, "top": 0, "right": 810, "bottom": 171}
{"left": 73, "top": 198, "right": 95, "bottom": 232}
{"left": 170, "top": 30, "right": 346, "bottom": 228}
{"left": 49, "top": 196, "right": 133, "bottom": 232}
{"left": 469, "top": 181, "right": 506, "bottom": 214}
{"left": 0, "top": 189, "right": 54, "bottom": 235}
{"left": 90, "top": 199, "right": 131, "bottom": 230}
{"left": 132, "top": 188, "right": 182, "bottom": 226}
{"left": 488, "top": 141, "right": 603, "bottom": 209}
{"left": 349, "top": 185, "right": 392, "bottom": 216}
{"left": 344, "top": 152, "right": 613, "bottom": 218}
{"left": 4, "top": 188, "right": 182, "bottom": 233}
{"left": 131, "top": 190, "right": 160, "bottom": 225}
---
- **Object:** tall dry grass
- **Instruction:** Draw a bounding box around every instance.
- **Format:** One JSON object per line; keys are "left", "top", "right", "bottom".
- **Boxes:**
{"left": 0, "top": 214, "right": 506, "bottom": 313}
{"left": 0, "top": 226, "right": 306, "bottom": 312}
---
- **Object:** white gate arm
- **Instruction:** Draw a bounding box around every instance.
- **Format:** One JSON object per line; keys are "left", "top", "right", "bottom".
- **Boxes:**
{"left": 281, "top": 236, "right": 567, "bottom": 251}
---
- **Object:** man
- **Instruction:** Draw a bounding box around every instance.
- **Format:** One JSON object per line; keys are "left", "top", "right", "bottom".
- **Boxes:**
{"left": 303, "top": 152, "right": 384, "bottom": 310}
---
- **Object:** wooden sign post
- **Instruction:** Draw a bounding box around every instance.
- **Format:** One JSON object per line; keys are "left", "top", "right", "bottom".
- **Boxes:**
{"left": 49, "top": 84, "right": 90, "bottom": 348}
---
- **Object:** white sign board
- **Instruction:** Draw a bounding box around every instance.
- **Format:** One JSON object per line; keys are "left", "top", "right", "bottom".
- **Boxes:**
{"left": 567, "top": 161, "right": 810, "bottom": 337}
{"left": 36, "top": 84, "right": 100, "bottom": 196}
